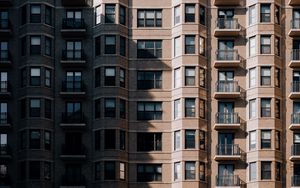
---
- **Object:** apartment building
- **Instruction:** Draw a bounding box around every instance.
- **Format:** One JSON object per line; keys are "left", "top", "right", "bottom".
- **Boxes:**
{"left": 0, "top": 0, "right": 299, "bottom": 187}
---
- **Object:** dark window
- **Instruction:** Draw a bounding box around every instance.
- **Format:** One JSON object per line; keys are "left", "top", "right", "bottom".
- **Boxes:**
{"left": 137, "top": 40, "right": 162, "bottom": 58}
{"left": 120, "top": 36, "right": 126, "bottom": 56}
{"left": 185, "top": 98, "right": 195, "bottom": 117}
{"left": 137, "top": 71, "right": 162, "bottom": 89}
{"left": 199, "top": 5, "right": 206, "bottom": 25}
{"left": 45, "top": 6, "right": 52, "bottom": 25}
{"left": 137, "top": 164, "right": 162, "bottom": 182}
{"left": 199, "top": 99, "right": 205, "bottom": 119}
{"left": 260, "top": 35, "right": 271, "bottom": 54}
{"left": 29, "top": 130, "right": 41, "bottom": 149}
{"left": 261, "top": 98, "right": 271, "bottom": 117}
{"left": 30, "top": 36, "right": 41, "bottom": 55}
{"left": 261, "top": 162, "right": 271, "bottom": 180}
{"left": 185, "top": 4, "right": 195, "bottom": 22}
{"left": 20, "top": 161, "right": 26, "bottom": 180}
{"left": 95, "top": 36, "right": 101, "bottom": 56}
{"left": 276, "top": 162, "right": 281, "bottom": 181}
{"left": 260, "top": 4, "right": 270, "bottom": 22}
{"left": 44, "top": 162, "right": 51, "bottom": 180}
{"left": 275, "top": 99, "right": 280, "bottom": 119}
{"left": 105, "top": 129, "right": 116, "bottom": 149}
{"left": 185, "top": 67, "right": 195, "bottom": 86}
{"left": 44, "top": 131, "right": 51, "bottom": 151}
{"left": 65, "top": 41, "right": 82, "bottom": 60}
{"left": 105, "top": 98, "right": 116, "bottom": 118}
{"left": 185, "top": 130, "right": 195, "bottom": 149}
{"left": 120, "top": 130, "right": 126, "bottom": 150}
{"left": 20, "top": 99, "right": 26, "bottom": 118}
{"left": 95, "top": 99, "right": 101, "bottom": 119}
{"left": 95, "top": 68, "right": 101, "bottom": 88}
{"left": 21, "top": 68, "right": 27, "bottom": 87}
{"left": 200, "top": 68, "right": 206, "bottom": 87}
{"left": 185, "top": 162, "right": 195, "bottom": 180}
{"left": 137, "top": 102, "right": 162, "bottom": 120}
{"left": 30, "top": 68, "right": 41, "bottom": 86}
{"left": 105, "top": 35, "right": 116, "bottom": 54}
{"left": 120, "top": 99, "right": 126, "bottom": 119}
{"left": 21, "top": 36, "right": 26, "bottom": 56}
{"left": 199, "top": 162, "right": 205, "bottom": 181}
{"left": 199, "top": 37, "right": 206, "bottom": 56}
{"left": 260, "top": 67, "right": 271, "bottom": 86}
{"left": 185, "top": 35, "right": 195, "bottom": 54}
{"left": 261, "top": 130, "right": 271, "bottom": 149}
{"left": 95, "top": 6, "right": 101, "bottom": 25}
{"left": 21, "top": 5, "right": 27, "bottom": 25}
{"left": 30, "top": 99, "right": 40, "bottom": 117}
{"left": 45, "top": 37, "right": 52, "bottom": 56}
{"left": 104, "top": 162, "right": 115, "bottom": 180}
{"left": 275, "top": 68, "right": 280, "bottom": 87}
{"left": 275, "top": 5, "right": 280, "bottom": 24}
{"left": 0, "top": 11, "right": 8, "bottom": 29}
{"left": 199, "top": 130, "right": 205, "bottom": 150}
{"left": 137, "top": 133, "right": 162, "bottom": 151}
{"left": 95, "top": 130, "right": 101, "bottom": 150}
{"left": 275, "top": 37, "right": 280, "bottom": 56}
{"left": 105, "top": 4, "right": 115, "bottom": 23}
{"left": 45, "top": 99, "right": 52, "bottom": 119}
{"left": 45, "top": 68, "right": 51, "bottom": 88}
{"left": 104, "top": 67, "right": 115, "bottom": 86}
{"left": 95, "top": 162, "right": 101, "bottom": 180}
{"left": 20, "top": 130, "right": 26, "bottom": 149}
{"left": 119, "top": 5, "right": 126, "bottom": 25}
{"left": 30, "top": 5, "right": 41, "bottom": 23}
{"left": 275, "top": 130, "right": 280, "bottom": 150}
{"left": 29, "top": 161, "right": 40, "bottom": 179}
{"left": 137, "top": 10, "right": 162, "bottom": 27}
{"left": 120, "top": 68, "right": 125, "bottom": 88}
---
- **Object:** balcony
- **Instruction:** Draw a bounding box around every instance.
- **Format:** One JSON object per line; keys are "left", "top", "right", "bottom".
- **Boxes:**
{"left": 289, "top": 0, "right": 300, "bottom": 6}
{"left": 216, "top": 175, "right": 240, "bottom": 188}
{"left": 61, "top": 50, "right": 86, "bottom": 66}
{"left": 0, "top": 51, "right": 12, "bottom": 66}
{"left": 290, "top": 49, "right": 300, "bottom": 68}
{"left": 214, "top": 81, "right": 240, "bottom": 99}
{"left": 61, "top": 0, "right": 91, "bottom": 6}
{"left": 0, "top": 176, "right": 11, "bottom": 187}
{"left": 60, "top": 174, "right": 86, "bottom": 188}
{"left": 60, "top": 112, "right": 86, "bottom": 128}
{"left": 291, "top": 144, "right": 300, "bottom": 161}
{"left": 0, "top": 20, "right": 11, "bottom": 36}
{"left": 214, "top": 50, "right": 240, "bottom": 68}
{"left": 61, "top": 18, "right": 86, "bottom": 37}
{"left": 214, "top": 144, "right": 241, "bottom": 161}
{"left": 0, "top": 144, "right": 11, "bottom": 159}
{"left": 290, "top": 113, "right": 300, "bottom": 130}
{"left": 214, "top": 112, "right": 240, "bottom": 130}
{"left": 0, "top": 82, "right": 11, "bottom": 97}
{"left": 292, "top": 175, "right": 300, "bottom": 187}
{"left": 60, "top": 81, "right": 86, "bottom": 97}
{"left": 289, "top": 19, "right": 300, "bottom": 37}
{"left": 214, "top": 18, "right": 241, "bottom": 37}
{"left": 290, "top": 81, "right": 300, "bottom": 99}
{"left": 0, "top": 113, "right": 11, "bottom": 129}
{"left": 60, "top": 144, "right": 87, "bottom": 160}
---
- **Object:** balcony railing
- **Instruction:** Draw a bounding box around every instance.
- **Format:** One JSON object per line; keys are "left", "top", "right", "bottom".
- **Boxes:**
{"left": 61, "top": 144, "right": 86, "bottom": 155}
{"left": 62, "top": 18, "right": 86, "bottom": 29}
{"left": 62, "top": 50, "right": 85, "bottom": 61}
{"left": 216, "top": 18, "right": 240, "bottom": 30}
{"left": 291, "top": 81, "right": 300, "bottom": 92}
{"left": 61, "top": 112, "right": 85, "bottom": 124}
{"left": 137, "top": 80, "right": 162, "bottom": 90}
{"left": 61, "top": 174, "right": 86, "bottom": 186}
{"left": 292, "top": 175, "right": 300, "bottom": 186}
{"left": 215, "top": 81, "right": 240, "bottom": 93}
{"left": 216, "top": 144, "right": 240, "bottom": 156}
{"left": 62, "top": 81, "right": 85, "bottom": 92}
{"left": 292, "top": 113, "right": 300, "bottom": 124}
{"left": 0, "top": 175, "right": 10, "bottom": 186}
{"left": 291, "top": 49, "right": 300, "bottom": 61}
{"left": 291, "top": 18, "right": 300, "bottom": 29}
{"left": 0, "top": 144, "right": 11, "bottom": 155}
{"left": 216, "top": 112, "right": 240, "bottom": 124}
{"left": 216, "top": 49, "right": 239, "bottom": 61}
{"left": 0, "top": 50, "right": 10, "bottom": 61}
{"left": 0, "top": 81, "right": 9, "bottom": 93}
{"left": 216, "top": 175, "right": 240, "bottom": 186}
{"left": 292, "top": 144, "right": 300, "bottom": 156}
{"left": 137, "top": 111, "right": 162, "bottom": 120}
{"left": 0, "top": 20, "right": 9, "bottom": 29}
{"left": 0, "top": 112, "right": 10, "bottom": 124}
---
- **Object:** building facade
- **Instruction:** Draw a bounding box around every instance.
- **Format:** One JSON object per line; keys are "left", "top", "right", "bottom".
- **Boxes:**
{"left": 0, "top": 0, "right": 298, "bottom": 187}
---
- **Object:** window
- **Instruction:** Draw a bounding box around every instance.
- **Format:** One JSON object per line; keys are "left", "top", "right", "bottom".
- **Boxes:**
{"left": 249, "top": 36, "right": 256, "bottom": 57}
{"left": 120, "top": 162, "right": 125, "bottom": 180}
{"left": 137, "top": 133, "right": 161, "bottom": 152}
{"left": 199, "top": 162, "right": 205, "bottom": 181}
{"left": 29, "top": 130, "right": 41, "bottom": 149}
{"left": 261, "top": 98, "right": 271, "bottom": 117}
{"left": 44, "top": 131, "right": 51, "bottom": 150}
{"left": 275, "top": 68, "right": 280, "bottom": 87}
{"left": 137, "top": 71, "right": 162, "bottom": 89}
{"left": 94, "top": 130, "right": 100, "bottom": 150}
{"left": 185, "top": 4, "right": 195, "bottom": 22}
{"left": 200, "top": 68, "right": 205, "bottom": 87}
{"left": 174, "top": 99, "right": 181, "bottom": 119}
{"left": 105, "top": 161, "right": 115, "bottom": 180}
{"left": 199, "top": 99, "right": 205, "bottom": 119}
{"left": 199, "top": 5, "right": 206, "bottom": 25}
{"left": 174, "top": 162, "right": 181, "bottom": 181}
{"left": 119, "top": 5, "right": 126, "bottom": 25}
{"left": 105, "top": 4, "right": 115, "bottom": 23}
{"left": 105, "top": 67, "right": 115, "bottom": 86}
{"left": 260, "top": 4, "right": 270, "bottom": 22}
{"left": 276, "top": 162, "right": 281, "bottom": 181}
{"left": 105, "top": 129, "right": 116, "bottom": 149}
{"left": 249, "top": 68, "right": 256, "bottom": 88}
{"left": 185, "top": 162, "right": 195, "bottom": 180}
{"left": 185, "top": 130, "right": 195, "bottom": 149}
{"left": 30, "top": 36, "right": 41, "bottom": 55}
{"left": 249, "top": 131, "right": 256, "bottom": 150}
{"left": 249, "top": 5, "right": 256, "bottom": 25}
{"left": 95, "top": 67, "right": 101, "bottom": 87}
{"left": 45, "top": 6, "right": 52, "bottom": 25}
{"left": 65, "top": 41, "right": 82, "bottom": 60}
{"left": 174, "top": 131, "right": 180, "bottom": 150}
{"left": 105, "top": 35, "right": 116, "bottom": 54}
{"left": 261, "top": 130, "right": 271, "bottom": 149}
{"left": 30, "top": 99, "right": 40, "bottom": 117}
{"left": 275, "top": 99, "right": 280, "bottom": 119}
{"left": 95, "top": 36, "right": 101, "bottom": 56}
{"left": 249, "top": 99, "right": 256, "bottom": 119}
{"left": 275, "top": 37, "right": 280, "bottom": 56}
{"left": 137, "top": 164, "right": 162, "bottom": 182}
{"left": 45, "top": 99, "right": 52, "bottom": 119}
{"left": 120, "top": 130, "right": 125, "bottom": 150}
{"left": 199, "top": 37, "right": 205, "bottom": 56}
{"left": 45, "top": 37, "right": 52, "bottom": 56}
{"left": 174, "top": 6, "right": 180, "bottom": 25}
{"left": 44, "top": 162, "right": 51, "bottom": 180}
{"left": 30, "top": 5, "right": 41, "bottom": 23}
{"left": 120, "top": 68, "right": 125, "bottom": 88}
{"left": 95, "top": 162, "right": 101, "bottom": 180}
{"left": 275, "top": 130, "right": 280, "bottom": 150}
{"left": 104, "top": 98, "right": 116, "bottom": 118}
{"left": 120, "top": 36, "right": 126, "bottom": 56}
{"left": 20, "top": 130, "right": 26, "bottom": 149}
{"left": 174, "top": 36, "right": 181, "bottom": 57}
{"left": 30, "top": 68, "right": 41, "bottom": 86}
{"left": 94, "top": 99, "right": 101, "bottom": 119}
{"left": 137, "top": 40, "right": 162, "bottom": 58}
{"left": 137, "top": 102, "right": 162, "bottom": 120}
{"left": 261, "top": 162, "right": 271, "bottom": 180}
{"left": 45, "top": 69, "right": 51, "bottom": 87}
{"left": 137, "top": 10, "right": 162, "bottom": 27}
{"left": 21, "top": 68, "right": 27, "bottom": 87}
{"left": 21, "top": 5, "right": 27, "bottom": 25}
{"left": 260, "top": 35, "right": 271, "bottom": 54}
{"left": 0, "top": 11, "right": 8, "bottom": 29}
{"left": 21, "top": 36, "right": 26, "bottom": 56}
{"left": 95, "top": 6, "right": 101, "bottom": 25}
{"left": 185, "top": 98, "right": 195, "bottom": 117}
{"left": 261, "top": 67, "right": 271, "bottom": 86}
{"left": 275, "top": 5, "right": 280, "bottom": 24}
{"left": 29, "top": 161, "right": 40, "bottom": 179}
{"left": 185, "top": 67, "right": 195, "bottom": 86}
{"left": 249, "top": 162, "right": 256, "bottom": 181}
{"left": 120, "top": 99, "right": 126, "bottom": 119}
{"left": 20, "top": 99, "right": 26, "bottom": 119}
{"left": 174, "top": 68, "right": 181, "bottom": 88}
{"left": 185, "top": 35, "right": 195, "bottom": 54}
{"left": 199, "top": 130, "right": 205, "bottom": 150}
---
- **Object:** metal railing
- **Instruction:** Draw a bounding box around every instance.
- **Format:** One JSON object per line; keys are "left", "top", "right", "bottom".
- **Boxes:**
{"left": 0, "top": 50, "right": 10, "bottom": 61}
{"left": 62, "top": 18, "right": 86, "bottom": 29}
{"left": 0, "top": 112, "right": 9, "bottom": 124}
{"left": 0, "top": 144, "right": 11, "bottom": 155}
{"left": 216, "top": 144, "right": 240, "bottom": 156}
{"left": 61, "top": 112, "right": 85, "bottom": 124}
{"left": 291, "top": 18, "right": 300, "bottom": 29}
{"left": 216, "top": 49, "right": 239, "bottom": 61}
{"left": 0, "top": 175, "right": 10, "bottom": 186}
{"left": 0, "top": 81, "right": 9, "bottom": 93}
{"left": 216, "top": 175, "right": 240, "bottom": 186}
{"left": 0, "top": 19, "right": 9, "bottom": 29}
{"left": 292, "top": 175, "right": 300, "bottom": 186}
{"left": 137, "top": 80, "right": 162, "bottom": 89}
{"left": 215, "top": 81, "right": 240, "bottom": 92}
{"left": 216, "top": 18, "right": 240, "bottom": 30}
{"left": 61, "top": 174, "right": 86, "bottom": 186}
{"left": 292, "top": 144, "right": 300, "bottom": 156}
{"left": 61, "top": 144, "right": 87, "bottom": 155}
{"left": 292, "top": 113, "right": 300, "bottom": 124}
{"left": 291, "top": 81, "right": 300, "bottom": 92}
{"left": 137, "top": 111, "right": 162, "bottom": 120}
{"left": 291, "top": 49, "right": 300, "bottom": 61}
{"left": 215, "top": 112, "right": 240, "bottom": 124}
{"left": 62, "top": 81, "right": 85, "bottom": 92}
{"left": 62, "top": 50, "right": 85, "bottom": 61}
